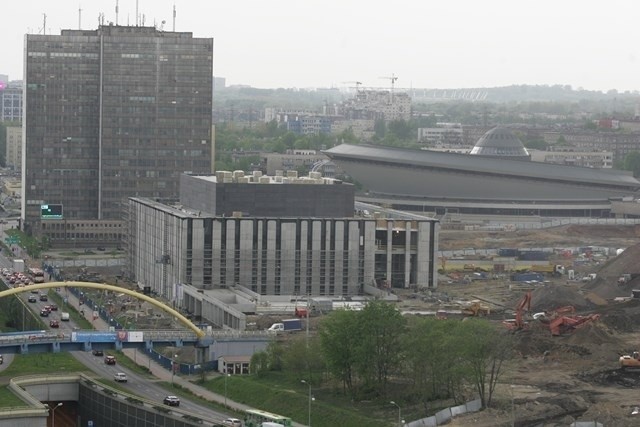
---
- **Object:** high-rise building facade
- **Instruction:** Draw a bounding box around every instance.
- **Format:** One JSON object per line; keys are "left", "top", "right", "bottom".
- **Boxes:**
{"left": 0, "top": 80, "right": 23, "bottom": 122}
{"left": 23, "top": 25, "right": 213, "bottom": 237}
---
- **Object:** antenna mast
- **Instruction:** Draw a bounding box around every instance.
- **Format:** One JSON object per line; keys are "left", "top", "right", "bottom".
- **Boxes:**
{"left": 78, "top": 6, "right": 82, "bottom": 30}
{"left": 173, "top": 4, "right": 176, "bottom": 32}
{"left": 41, "top": 13, "right": 47, "bottom": 35}
{"left": 115, "top": 0, "right": 119, "bottom": 25}
{"left": 136, "top": 0, "right": 139, "bottom": 26}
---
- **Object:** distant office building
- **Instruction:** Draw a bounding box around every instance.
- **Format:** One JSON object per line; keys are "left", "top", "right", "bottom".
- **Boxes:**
{"left": 0, "top": 80, "right": 23, "bottom": 122}
{"left": 418, "top": 123, "right": 464, "bottom": 145}
{"left": 5, "top": 126, "right": 22, "bottom": 170}
{"left": 264, "top": 149, "right": 329, "bottom": 176}
{"left": 340, "top": 90, "right": 411, "bottom": 122}
{"left": 23, "top": 25, "right": 213, "bottom": 242}
{"left": 529, "top": 148, "right": 613, "bottom": 169}
{"left": 214, "top": 76, "right": 226, "bottom": 91}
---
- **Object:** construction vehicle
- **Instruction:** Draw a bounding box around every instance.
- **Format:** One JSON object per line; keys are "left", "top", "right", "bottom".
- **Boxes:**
{"left": 548, "top": 313, "right": 601, "bottom": 336}
{"left": 619, "top": 351, "right": 640, "bottom": 369}
{"left": 461, "top": 300, "right": 491, "bottom": 317}
{"left": 503, "top": 291, "right": 532, "bottom": 331}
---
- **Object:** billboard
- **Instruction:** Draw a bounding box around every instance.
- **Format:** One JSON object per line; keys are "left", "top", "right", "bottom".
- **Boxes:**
{"left": 41, "top": 204, "right": 63, "bottom": 219}
{"left": 72, "top": 332, "right": 117, "bottom": 343}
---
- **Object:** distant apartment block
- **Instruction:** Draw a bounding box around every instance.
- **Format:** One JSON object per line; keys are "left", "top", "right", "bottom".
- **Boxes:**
{"left": 264, "top": 149, "right": 330, "bottom": 176}
{"left": 331, "top": 119, "right": 375, "bottom": 140}
{"left": 5, "top": 126, "right": 22, "bottom": 170}
{"left": 529, "top": 148, "right": 613, "bottom": 168}
{"left": 0, "top": 81, "right": 23, "bottom": 122}
{"left": 541, "top": 131, "right": 640, "bottom": 164}
{"left": 340, "top": 90, "right": 411, "bottom": 122}
{"left": 418, "top": 123, "right": 464, "bottom": 145}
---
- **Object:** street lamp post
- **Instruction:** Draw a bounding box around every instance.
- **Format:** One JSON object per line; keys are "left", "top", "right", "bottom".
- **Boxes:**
{"left": 47, "top": 402, "right": 63, "bottom": 427}
{"left": 390, "top": 401, "right": 402, "bottom": 427}
{"left": 301, "top": 380, "right": 312, "bottom": 427}
{"left": 224, "top": 373, "right": 231, "bottom": 407}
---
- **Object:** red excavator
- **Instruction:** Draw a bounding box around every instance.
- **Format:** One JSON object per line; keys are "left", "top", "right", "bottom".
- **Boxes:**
{"left": 503, "top": 291, "right": 532, "bottom": 331}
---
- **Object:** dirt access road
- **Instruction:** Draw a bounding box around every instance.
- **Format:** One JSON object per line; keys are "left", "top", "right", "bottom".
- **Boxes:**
{"left": 431, "top": 224, "right": 640, "bottom": 426}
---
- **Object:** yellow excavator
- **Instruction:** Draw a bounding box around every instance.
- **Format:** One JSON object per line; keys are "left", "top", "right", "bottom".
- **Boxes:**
{"left": 461, "top": 300, "right": 491, "bottom": 317}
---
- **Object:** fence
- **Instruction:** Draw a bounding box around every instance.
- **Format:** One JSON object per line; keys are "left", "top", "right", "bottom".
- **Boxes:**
{"left": 405, "top": 398, "right": 482, "bottom": 427}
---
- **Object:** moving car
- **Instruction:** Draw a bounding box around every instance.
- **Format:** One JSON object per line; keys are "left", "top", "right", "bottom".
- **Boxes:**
{"left": 0, "top": 355, "right": 3, "bottom": 364}
{"left": 39, "top": 294, "right": 48, "bottom": 301}
{"left": 28, "top": 295, "right": 37, "bottom": 303}
{"left": 104, "top": 355, "right": 116, "bottom": 365}
{"left": 114, "top": 372, "right": 128, "bottom": 382}
{"left": 49, "top": 304, "right": 58, "bottom": 311}
{"left": 163, "top": 395, "right": 180, "bottom": 407}
{"left": 49, "top": 319, "right": 59, "bottom": 328}
{"left": 223, "top": 418, "right": 243, "bottom": 427}
{"left": 92, "top": 349, "right": 104, "bottom": 356}
{"left": 40, "top": 309, "right": 49, "bottom": 317}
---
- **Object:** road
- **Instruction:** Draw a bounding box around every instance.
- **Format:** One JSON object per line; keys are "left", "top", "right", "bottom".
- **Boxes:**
{"left": 0, "top": 249, "right": 235, "bottom": 424}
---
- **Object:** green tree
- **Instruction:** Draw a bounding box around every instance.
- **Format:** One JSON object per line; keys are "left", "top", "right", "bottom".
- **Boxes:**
{"left": 374, "top": 119, "right": 386, "bottom": 139}
{"left": 282, "top": 335, "right": 325, "bottom": 382}
{"left": 456, "top": 319, "right": 513, "bottom": 408}
{"left": 623, "top": 152, "right": 640, "bottom": 177}
{"left": 250, "top": 350, "right": 269, "bottom": 377}
{"left": 355, "top": 300, "right": 406, "bottom": 396}
{"left": 387, "top": 120, "right": 413, "bottom": 141}
{"left": 319, "top": 308, "right": 360, "bottom": 394}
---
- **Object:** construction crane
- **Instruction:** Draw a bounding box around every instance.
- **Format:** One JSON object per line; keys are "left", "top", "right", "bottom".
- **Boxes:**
{"left": 379, "top": 74, "right": 398, "bottom": 102}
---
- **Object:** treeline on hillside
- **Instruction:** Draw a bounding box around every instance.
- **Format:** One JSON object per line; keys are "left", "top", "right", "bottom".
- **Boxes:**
{"left": 251, "top": 301, "right": 514, "bottom": 410}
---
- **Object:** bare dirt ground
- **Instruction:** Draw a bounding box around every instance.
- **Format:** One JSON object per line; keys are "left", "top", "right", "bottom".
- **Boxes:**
{"left": 417, "top": 224, "right": 640, "bottom": 426}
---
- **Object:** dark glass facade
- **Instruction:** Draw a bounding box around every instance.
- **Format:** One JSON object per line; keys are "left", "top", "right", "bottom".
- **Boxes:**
{"left": 24, "top": 26, "right": 213, "bottom": 231}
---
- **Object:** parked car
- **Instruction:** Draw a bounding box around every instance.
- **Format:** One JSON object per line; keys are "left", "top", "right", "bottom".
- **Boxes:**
{"left": 92, "top": 349, "right": 104, "bottom": 356}
{"left": 28, "top": 295, "right": 37, "bottom": 303}
{"left": 163, "top": 395, "right": 180, "bottom": 407}
{"left": 0, "top": 355, "right": 3, "bottom": 364}
{"left": 104, "top": 355, "right": 116, "bottom": 365}
{"left": 114, "top": 372, "right": 128, "bottom": 383}
{"left": 49, "top": 319, "right": 59, "bottom": 328}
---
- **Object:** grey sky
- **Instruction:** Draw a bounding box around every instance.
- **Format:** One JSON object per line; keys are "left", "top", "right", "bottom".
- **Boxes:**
{"left": 3, "top": 0, "right": 640, "bottom": 92}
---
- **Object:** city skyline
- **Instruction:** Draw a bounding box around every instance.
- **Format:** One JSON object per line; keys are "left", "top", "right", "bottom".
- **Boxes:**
{"left": 2, "top": 0, "right": 640, "bottom": 93}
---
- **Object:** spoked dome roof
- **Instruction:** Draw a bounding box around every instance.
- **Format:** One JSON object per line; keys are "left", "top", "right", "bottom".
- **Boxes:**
{"left": 470, "top": 127, "right": 530, "bottom": 159}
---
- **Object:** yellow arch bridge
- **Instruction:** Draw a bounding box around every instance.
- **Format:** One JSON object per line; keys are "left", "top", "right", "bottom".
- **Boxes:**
{"left": 0, "top": 281, "right": 222, "bottom": 354}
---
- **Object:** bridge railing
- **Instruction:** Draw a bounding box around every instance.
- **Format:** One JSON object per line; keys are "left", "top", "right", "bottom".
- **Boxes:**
{"left": 0, "top": 329, "right": 276, "bottom": 345}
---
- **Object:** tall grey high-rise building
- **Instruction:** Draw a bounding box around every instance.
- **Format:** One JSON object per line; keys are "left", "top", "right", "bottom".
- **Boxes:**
{"left": 23, "top": 25, "right": 213, "bottom": 238}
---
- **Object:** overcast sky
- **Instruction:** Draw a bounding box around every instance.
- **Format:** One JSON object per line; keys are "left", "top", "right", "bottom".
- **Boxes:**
{"left": 3, "top": 0, "right": 640, "bottom": 92}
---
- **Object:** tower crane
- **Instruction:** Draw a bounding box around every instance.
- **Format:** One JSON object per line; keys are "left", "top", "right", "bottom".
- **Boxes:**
{"left": 379, "top": 74, "right": 398, "bottom": 102}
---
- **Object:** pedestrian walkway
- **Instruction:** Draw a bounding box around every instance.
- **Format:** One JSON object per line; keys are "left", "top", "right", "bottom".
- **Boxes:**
{"left": 61, "top": 285, "right": 306, "bottom": 426}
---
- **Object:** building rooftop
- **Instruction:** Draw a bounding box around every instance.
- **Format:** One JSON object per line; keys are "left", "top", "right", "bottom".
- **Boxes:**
{"left": 470, "top": 127, "right": 530, "bottom": 158}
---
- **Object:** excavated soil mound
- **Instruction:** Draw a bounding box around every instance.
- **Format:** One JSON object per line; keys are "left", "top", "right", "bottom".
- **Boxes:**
{"left": 530, "top": 285, "right": 590, "bottom": 312}
{"left": 584, "top": 243, "right": 640, "bottom": 299}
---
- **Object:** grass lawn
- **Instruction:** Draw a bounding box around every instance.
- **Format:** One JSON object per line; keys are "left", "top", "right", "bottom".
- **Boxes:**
{"left": 198, "top": 372, "right": 392, "bottom": 427}
{"left": 0, "top": 385, "right": 30, "bottom": 408}
{"left": 0, "top": 352, "right": 90, "bottom": 377}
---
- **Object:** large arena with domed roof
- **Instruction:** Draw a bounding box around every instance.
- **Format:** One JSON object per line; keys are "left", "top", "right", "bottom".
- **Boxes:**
{"left": 324, "top": 127, "right": 640, "bottom": 217}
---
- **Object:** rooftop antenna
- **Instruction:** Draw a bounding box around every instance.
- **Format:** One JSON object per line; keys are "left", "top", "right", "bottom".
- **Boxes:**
{"left": 115, "top": 0, "right": 119, "bottom": 25}
{"left": 172, "top": 4, "right": 176, "bottom": 31}
{"left": 78, "top": 6, "right": 82, "bottom": 30}
{"left": 142, "top": 14, "right": 145, "bottom": 26}
{"left": 136, "top": 0, "right": 139, "bottom": 26}
{"left": 40, "top": 13, "right": 46, "bottom": 35}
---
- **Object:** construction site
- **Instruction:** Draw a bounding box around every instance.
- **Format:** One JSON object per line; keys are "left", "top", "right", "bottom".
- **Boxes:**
{"left": 395, "top": 223, "right": 640, "bottom": 427}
